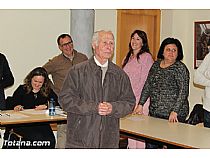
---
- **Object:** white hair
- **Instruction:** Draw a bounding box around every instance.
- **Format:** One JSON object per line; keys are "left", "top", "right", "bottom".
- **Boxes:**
{"left": 92, "top": 30, "right": 114, "bottom": 46}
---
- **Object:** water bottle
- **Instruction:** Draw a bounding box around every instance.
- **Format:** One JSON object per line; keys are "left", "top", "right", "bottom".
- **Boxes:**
{"left": 49, "top": 98, "right": 55, "bottom": 116}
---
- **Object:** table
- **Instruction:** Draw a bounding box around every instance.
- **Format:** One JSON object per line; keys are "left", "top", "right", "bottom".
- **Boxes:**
{"left": 0, "top": 109, "right": 67, "bottom": 126}
{"left": 120, "top": 114, "right": 210, "bottom": 149}
{"left": 0, "top": 109, "right": 67, "bottom": 148}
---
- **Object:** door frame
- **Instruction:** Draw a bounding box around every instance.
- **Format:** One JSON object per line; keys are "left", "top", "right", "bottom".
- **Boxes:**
{"left": 116, "top": 9, "right": 161, "bottom": 66}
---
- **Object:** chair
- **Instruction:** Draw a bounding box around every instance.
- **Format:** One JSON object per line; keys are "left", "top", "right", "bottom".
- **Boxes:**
{"left": 0, "top": 127, "right": 5, "bottom": 148}
{"left": 7, "top": 129, "right": 23, "bottom": 149}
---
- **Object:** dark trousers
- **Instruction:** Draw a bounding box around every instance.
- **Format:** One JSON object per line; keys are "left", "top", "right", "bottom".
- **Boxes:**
{"left": 145, "top": 140, "right": 163, "bottom": 149}
{"left": 204, "top": 109, "right": 210, "bottom": 128}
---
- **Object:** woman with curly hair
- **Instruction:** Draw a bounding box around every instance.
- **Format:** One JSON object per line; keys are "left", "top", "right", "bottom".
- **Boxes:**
{"left": 3, "top": 67, "right": 58, "bottom": 149}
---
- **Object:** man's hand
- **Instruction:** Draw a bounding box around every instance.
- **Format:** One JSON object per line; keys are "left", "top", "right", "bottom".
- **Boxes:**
{"left": 98, "top": 102, "right": 112, "bottom": 116}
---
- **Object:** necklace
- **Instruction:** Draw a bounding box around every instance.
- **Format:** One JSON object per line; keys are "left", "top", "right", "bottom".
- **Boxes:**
{"left": 34, "top": 93, "right": 38, "bottom": 99}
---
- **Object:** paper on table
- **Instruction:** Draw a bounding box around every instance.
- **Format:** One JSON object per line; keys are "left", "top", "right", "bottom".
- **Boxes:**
{"left": 127, "top": 115, "right": 145, "bottom": 121}
{"left": 20, "top": 109, "right": 66, "bottom": 116}
{"left": 20, "top": 109, "right": 47, "bottom": 115}
{"left": 0, "top": 113, "right": 29, "bottom": 120}
{"left": 55, "top": 109, "right": 65, "bottom": 115}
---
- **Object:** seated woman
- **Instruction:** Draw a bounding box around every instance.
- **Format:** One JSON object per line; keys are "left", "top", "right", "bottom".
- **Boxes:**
{"left": 3, "top": 67, "right": 57, "bottom": 149}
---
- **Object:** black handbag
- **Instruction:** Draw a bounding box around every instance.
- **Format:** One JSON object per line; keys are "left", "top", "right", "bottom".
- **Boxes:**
{"left": 185, "top": 104, "right": 204, "bottom": 125}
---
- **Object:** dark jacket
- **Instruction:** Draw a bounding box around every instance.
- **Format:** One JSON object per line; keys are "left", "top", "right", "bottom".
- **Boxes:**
{"left": 59, "top": 56, "right": 135, "bottom": 148}
{"left": 0, "top": 53, "right": 14, "bottom": 110}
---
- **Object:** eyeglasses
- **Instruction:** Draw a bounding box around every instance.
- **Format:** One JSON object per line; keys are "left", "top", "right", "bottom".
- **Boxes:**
{"left": 165, "top": 48, "right": 177, "bottom": 53}
{"left": 60, "top": 41, "right": 73, "bottom": 47}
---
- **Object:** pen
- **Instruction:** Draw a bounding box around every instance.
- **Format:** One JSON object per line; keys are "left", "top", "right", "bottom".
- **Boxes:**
{"left": 5, "top": 113, "right": 10, "bottom": 117}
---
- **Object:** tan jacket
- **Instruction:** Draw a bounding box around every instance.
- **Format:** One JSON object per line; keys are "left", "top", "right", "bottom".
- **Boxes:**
{"left": 59, "top": 56, "right": 135, "bottom": 148}
{"left": 43, "top": 50, "right": 88, "bottom": 95}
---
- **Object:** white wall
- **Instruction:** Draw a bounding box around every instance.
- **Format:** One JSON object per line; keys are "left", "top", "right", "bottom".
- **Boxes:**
{"left": 94, "top": 9, "right": 117, "bottom": 61}
{"left": 1, "top": 9, "right": 208, "bottom": 112}
{"left": 2, "top": 9, "right": 117, "bottom": 97}
{"left": 161, "top": 9, "right": 210, "bottom": 111}
{"left": 0, "top": 9, "right": 70, "bottom": 96}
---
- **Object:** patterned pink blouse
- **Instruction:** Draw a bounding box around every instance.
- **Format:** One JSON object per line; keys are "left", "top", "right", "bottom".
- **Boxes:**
{"left": 123, "top": 52, "right": 154, "bottom": 115}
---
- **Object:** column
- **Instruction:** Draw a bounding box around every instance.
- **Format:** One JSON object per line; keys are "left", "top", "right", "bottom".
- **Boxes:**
{"left": 71, "top": 9, "right": 95, "bottom": 58}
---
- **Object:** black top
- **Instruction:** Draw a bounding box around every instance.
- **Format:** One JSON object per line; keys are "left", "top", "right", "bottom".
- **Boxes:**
{"left": 0, "top": 53, "right": 14, "bottom": 110}
{"left": 11, "top": 85, "right": 58, "bottom": 109}
{"left": 3, "top": 84, "right": 58, "bottom": 149}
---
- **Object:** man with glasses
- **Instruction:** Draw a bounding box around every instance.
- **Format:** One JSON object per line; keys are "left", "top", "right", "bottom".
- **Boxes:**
{"left": 43, "top": 33, "right": 88, "bottom": 148}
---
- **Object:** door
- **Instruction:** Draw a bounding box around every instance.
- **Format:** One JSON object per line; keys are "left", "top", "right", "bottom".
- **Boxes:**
{"left": 116, "top": 9, "right": 161, "bottom": 66}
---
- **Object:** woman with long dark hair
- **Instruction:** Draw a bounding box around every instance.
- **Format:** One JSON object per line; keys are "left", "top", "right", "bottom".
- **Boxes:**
{"left": 122, "top": 30, "right": 154, "bottom": 148}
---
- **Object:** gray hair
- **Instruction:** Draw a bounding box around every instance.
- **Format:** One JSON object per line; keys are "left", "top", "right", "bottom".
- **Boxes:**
{"left": 92, "top": 30, "right": 114, "bottom": 46}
